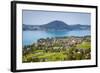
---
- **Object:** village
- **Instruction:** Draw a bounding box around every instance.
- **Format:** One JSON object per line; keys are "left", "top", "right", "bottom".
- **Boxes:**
{"left": 37, "top": 37, "right": 82, "bottom": 49}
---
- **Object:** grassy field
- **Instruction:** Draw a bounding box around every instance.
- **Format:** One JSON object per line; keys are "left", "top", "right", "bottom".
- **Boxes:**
{"left": 22, "top": 36, "right": 91, "bottom": 63}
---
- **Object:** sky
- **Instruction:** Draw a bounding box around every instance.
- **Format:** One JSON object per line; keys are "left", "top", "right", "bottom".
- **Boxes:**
{"left": 23, "top": 10, "right": 91, "bottom": 25}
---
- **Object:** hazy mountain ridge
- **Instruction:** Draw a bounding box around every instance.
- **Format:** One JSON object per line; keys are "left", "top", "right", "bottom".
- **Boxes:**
{"left": 23, "top": 20, "right": 90, "bottom": 31}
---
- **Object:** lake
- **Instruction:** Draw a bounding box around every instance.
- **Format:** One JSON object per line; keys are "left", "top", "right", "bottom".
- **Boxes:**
{"left": 23, "top": 30, "right": 91, "bottom": 46}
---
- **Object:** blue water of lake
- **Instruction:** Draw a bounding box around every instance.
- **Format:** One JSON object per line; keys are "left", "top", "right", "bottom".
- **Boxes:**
{"left": 23, "top": 30, "right": 90, "bottom": 46}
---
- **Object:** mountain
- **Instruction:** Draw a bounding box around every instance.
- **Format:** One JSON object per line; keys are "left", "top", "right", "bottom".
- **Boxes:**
{"left": 23, "top": 20, "right": 90, "bottom": 31}
{"left": 41, "top": 20, "right": 69, "bottom": 30}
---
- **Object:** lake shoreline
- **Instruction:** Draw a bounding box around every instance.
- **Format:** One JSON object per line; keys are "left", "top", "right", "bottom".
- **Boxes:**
{"left": 23, "top": 35, "right": 91, "bottom": 47}
{"left": 23, "top": 29, "right": 91, "bottom": 46}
